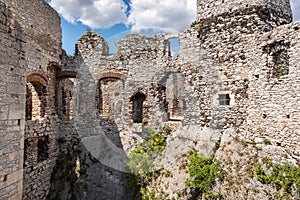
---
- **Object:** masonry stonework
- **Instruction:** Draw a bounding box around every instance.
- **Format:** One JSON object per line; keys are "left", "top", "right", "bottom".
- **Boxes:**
{"left": 0, "top": 2, "right": 25, "bottom": 199}
{"left": 0, "top": 0, "right": 299, "bottom": 199}
{"left": 0, "top": 0, "right": 62, "bottom": 199}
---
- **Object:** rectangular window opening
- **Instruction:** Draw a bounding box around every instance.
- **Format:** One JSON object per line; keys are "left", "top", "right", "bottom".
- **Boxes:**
{"left": 218, "top": 94, "right": 230, "bottom": 106}
{"left": 37, "top": 135, "right": 49, "bottom": 163}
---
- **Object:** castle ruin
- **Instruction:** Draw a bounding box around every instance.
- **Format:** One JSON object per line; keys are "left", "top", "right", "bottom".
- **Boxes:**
{"left": 0, "top": 0, "right": 299, "bottom": 199}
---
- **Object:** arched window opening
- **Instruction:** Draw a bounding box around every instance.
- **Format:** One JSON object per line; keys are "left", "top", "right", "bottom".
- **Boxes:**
{"left": 130, "top": 92, "right": 146, "bottom": 123}
{"left": 26, "top": 82, "right": 47, "bottom": 120}
{"left": 97, "top": 77, "right": 123, "bottom": 117}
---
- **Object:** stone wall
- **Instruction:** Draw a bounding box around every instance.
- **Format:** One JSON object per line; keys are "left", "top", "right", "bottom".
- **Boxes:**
{"left": 245, "top": 22, "right": 300, "bottom": 157}
{"left": 23, "top": 118, "right": 58, "bottom": 200}
{"left": 141, "top": 0, "right": 299, "bottom": 198}
{"left": 0, "top": 0, "right": 62, "bottom": 114}
{"left": 0, "top": 1, "right": 26, "bottom": 199}
{"left": 176, "top": 0, "right": 299, "bottom": 155}
{"left": 0, "top": 0, "right": 62, "bottom": 199}
{"left": 57, "top": 0, "right": 299, "bottom": 196}
{"left": 58, "top": 32, "right": 177, "bottom": 199}
{"left": 72, "top": 32, "right": 185, "bottom": 147}
{"left": 60, "top": 28, "right": 237, "bottom": 199}
{"left": 1, "top": 0, "right": 61, "bottom": 60}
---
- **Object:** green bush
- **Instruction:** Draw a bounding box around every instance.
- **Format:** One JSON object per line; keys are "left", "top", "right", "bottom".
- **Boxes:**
{"left": 255, "top": 157, "right": 300, "bottom": 198}
{"left": 126, "top": 128, "right": 167, "bottom": 198}
{"left": 187, "top": 152, "right": 224, "bottom": 199}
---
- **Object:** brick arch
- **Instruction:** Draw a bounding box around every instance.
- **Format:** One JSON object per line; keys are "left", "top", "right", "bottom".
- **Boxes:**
{"left": 27, "top": 73, "right": 48, "bottom": 86}
{"left": 56, "top": 71, "right": 78, "bottom": 80}
{"left": 95, "top": 72, "right": 126, "bottom": 81}
{"left": 48, "top": 61, "right": 61, "bottom": 70}
{"left": 26, "top": 73, "right": 48, "bottom": 120}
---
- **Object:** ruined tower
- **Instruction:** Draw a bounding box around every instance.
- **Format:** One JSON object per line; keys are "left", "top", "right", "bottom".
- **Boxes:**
{"left": 197, "top": 0, "right": 292, "bottom": 31}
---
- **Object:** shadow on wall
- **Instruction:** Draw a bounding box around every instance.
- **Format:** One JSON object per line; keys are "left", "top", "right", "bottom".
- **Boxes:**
{"left": 48, "top": 52, "right": 136, "bottom": 200}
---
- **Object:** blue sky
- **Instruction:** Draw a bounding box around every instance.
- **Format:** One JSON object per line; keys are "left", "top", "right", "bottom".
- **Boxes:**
{"left": 45, "top": 0, "right": 300, "bottom": 55}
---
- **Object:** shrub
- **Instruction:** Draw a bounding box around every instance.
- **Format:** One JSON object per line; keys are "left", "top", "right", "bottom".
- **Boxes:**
{"left": 187, "top": 152, "right": 224, "bottom": 199}
{"left": 126, "top": 128, "right": 167, "bottom": 198}
{"left": 255, "top": 157, "right": 300, "bottom": 198}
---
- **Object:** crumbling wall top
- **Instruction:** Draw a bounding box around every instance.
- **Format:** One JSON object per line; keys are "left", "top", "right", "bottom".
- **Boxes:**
{"left": 76, "top": 32, "right": 171, "bottom": 59}
{"left": 77, "top": 31, "right": 109, "bottom": 56}
{"left": 117, "top": 34, "right": 169, "bottom": 58}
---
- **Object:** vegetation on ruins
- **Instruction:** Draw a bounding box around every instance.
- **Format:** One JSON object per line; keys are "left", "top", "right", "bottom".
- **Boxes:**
{"left": 255, "top": 157, "right": 300, "bottom": 199}
{"left": 187, "top": 151, "right": 224, "bottom": 199}
{"left": 126, "top": 128, "right": 170, "bottom": 199}
{"left": 49, "top": 152, "right": 78, "bottom": 200}
{"left": 191, "top": 21, "right": 197, "bottom": 27}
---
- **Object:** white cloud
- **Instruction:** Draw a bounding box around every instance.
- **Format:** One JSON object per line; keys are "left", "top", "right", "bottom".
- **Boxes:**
{"left": 48, "top": 0, "right": 298, "bottom": 30}
{"left": 291, "top": 0, "right": 300, "bottom": 21}
{"left": 49, "top": 0, "right": 128, "bottom": 29}
{"left": 128, "top": 0, "right": 197, "bottom": 32}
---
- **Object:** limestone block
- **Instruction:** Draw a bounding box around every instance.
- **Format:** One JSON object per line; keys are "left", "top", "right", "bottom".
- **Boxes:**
{"left": 7, "top": 84, "right": 25, "bottom": 95}
{"left": 6, "top": 169, "right": 23, "bottom": 186}
{"left": 8, "top": 103, "right": 24, "bottom": 119}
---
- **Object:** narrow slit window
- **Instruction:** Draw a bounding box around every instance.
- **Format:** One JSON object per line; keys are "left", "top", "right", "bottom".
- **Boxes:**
{"left": 218, "top": 94, "right": 230, "bottom": 106}
{"left": 62, "top": 87, "right": 67, "bottom": 115}
{"left": 26, "top": 85, "right": 32, "bottom": 120}
{"left": 23, "top": 139, "right": 29, "bottom": 167}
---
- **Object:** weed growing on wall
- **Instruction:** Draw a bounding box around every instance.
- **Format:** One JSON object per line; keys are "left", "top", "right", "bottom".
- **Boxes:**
{"left": 191, "top": 21, "right": 197, "bottom": 27}
{"left": 255, "top": 157, "right": 300, "bottom": 199}
{"left": 49, "top": 152, "right": 78, "bottom": 200}
{"left": 187, "top": 151, "right": 224, "bottom": 199}
{"left": 126, "top": 128, "right": 168, "bottom": 199}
